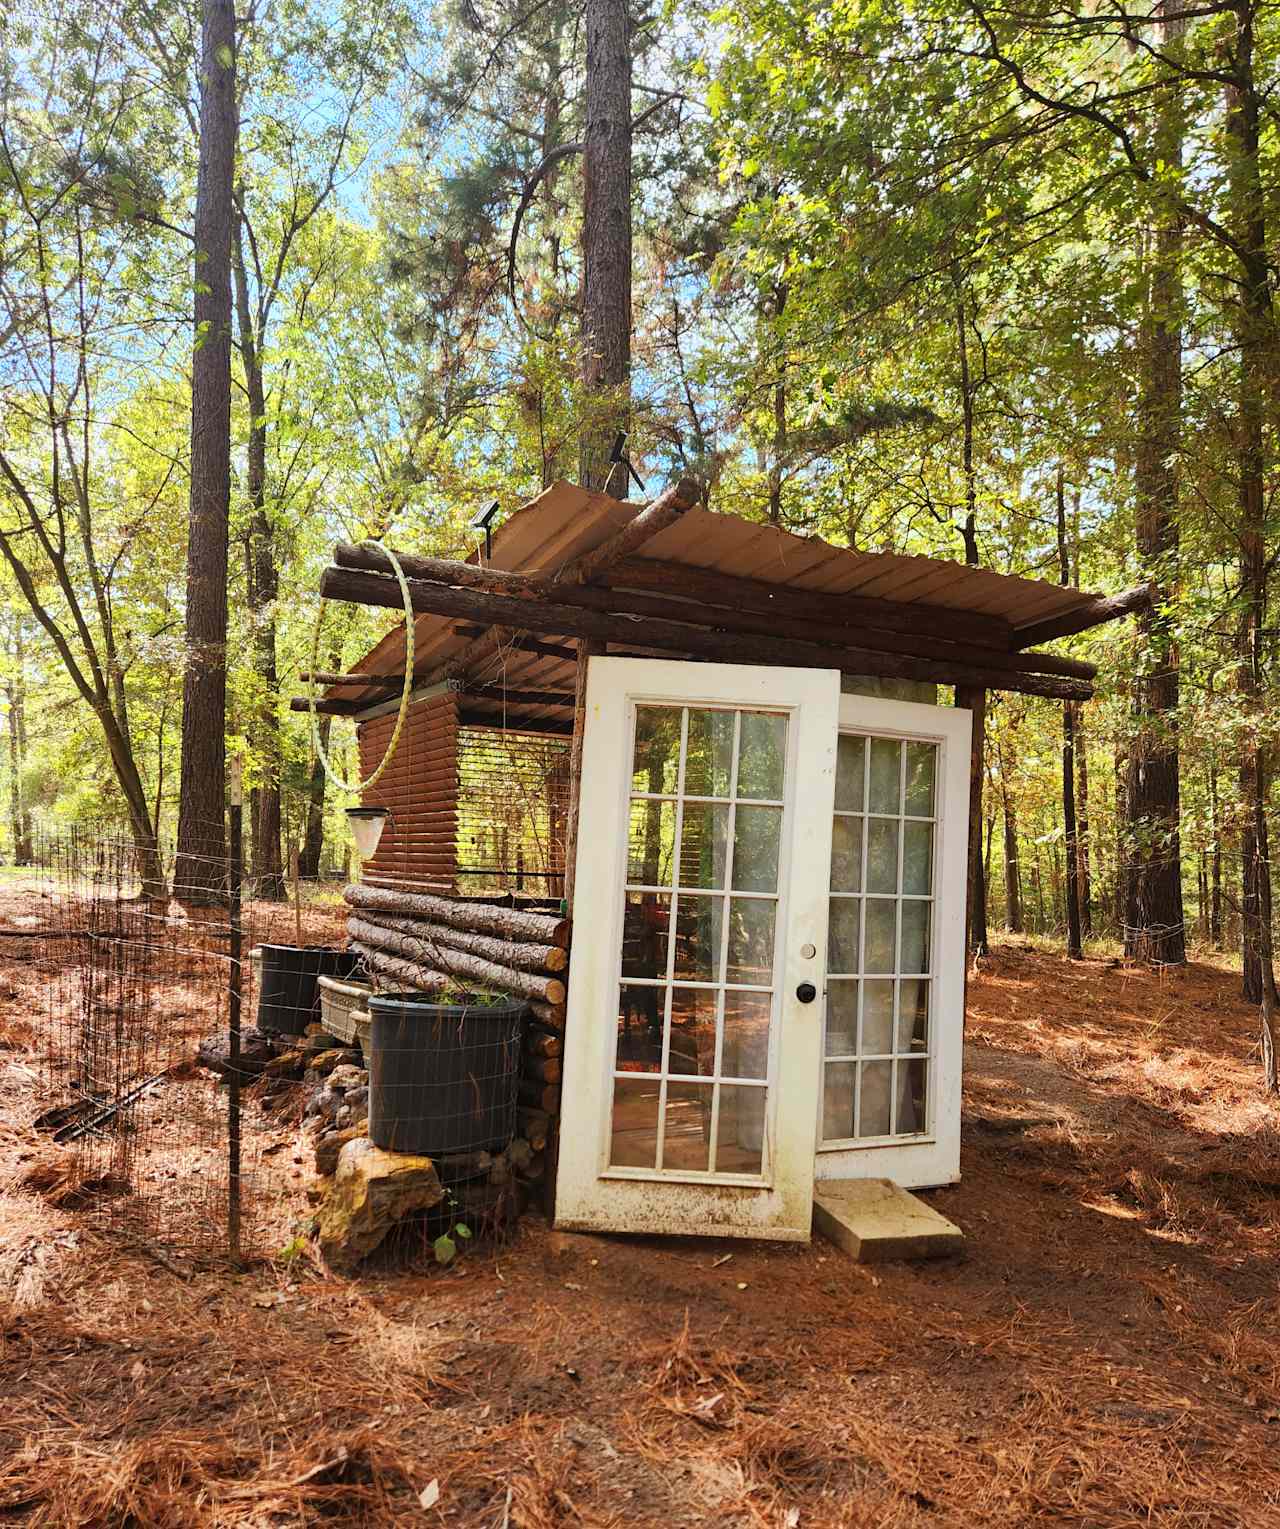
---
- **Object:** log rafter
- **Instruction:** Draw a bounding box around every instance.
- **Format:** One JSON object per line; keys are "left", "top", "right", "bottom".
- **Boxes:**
{"left": 318, "top": 563, "right": 1096, "bottom": 701}
{"left": 1011, "top": 584, "right": 1154, "bottom": 647}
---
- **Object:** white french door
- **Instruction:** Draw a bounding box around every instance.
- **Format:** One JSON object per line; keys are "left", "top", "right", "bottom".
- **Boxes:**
{"left": 555, "top": 658, "right": 840, "bottom": 1241}
{"left": 815, "top": 693, "right": 971, "bottom": 1189}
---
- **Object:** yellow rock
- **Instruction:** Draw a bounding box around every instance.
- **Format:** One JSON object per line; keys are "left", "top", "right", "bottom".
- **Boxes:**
{"left": 317, "top": 1137, "right": 443, "bottom": 1269}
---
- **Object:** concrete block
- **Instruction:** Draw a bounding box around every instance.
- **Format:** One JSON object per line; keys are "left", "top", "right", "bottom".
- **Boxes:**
{"left": 813, "top": 1178, "right": 963, "bottom": 1262}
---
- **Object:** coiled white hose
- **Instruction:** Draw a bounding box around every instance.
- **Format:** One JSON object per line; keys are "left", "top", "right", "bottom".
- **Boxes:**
{"left": 305, "top": 541, "right": 415, "bottom": 793}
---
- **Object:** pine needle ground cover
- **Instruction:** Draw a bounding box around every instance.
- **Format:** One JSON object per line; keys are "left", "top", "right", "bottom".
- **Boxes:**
{"left": 2, "top": 918, "right": 1278, "bottom": 1526}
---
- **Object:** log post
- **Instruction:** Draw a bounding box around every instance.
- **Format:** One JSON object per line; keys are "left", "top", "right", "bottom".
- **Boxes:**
{"left": 563, "top": 638, "right": 604, "bottom": 910}
{"left": 956, "top": 686, "right": 988, "bottom": 962}
{"left": 299, "top": 671, "right": 403, "bottom": 689}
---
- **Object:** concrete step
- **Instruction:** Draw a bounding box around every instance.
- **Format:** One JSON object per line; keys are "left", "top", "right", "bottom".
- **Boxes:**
{"left": 813, "top": 1178, "right": 964, "bottom": 1262}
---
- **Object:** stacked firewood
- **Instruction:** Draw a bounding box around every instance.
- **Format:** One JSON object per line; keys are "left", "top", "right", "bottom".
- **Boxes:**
{"left": 516, "top": 1020, "right": 562, "bottom": 1189}
{"left": 343, "top": 883, "right": 567, "bottom": 1005}
{"left": 341, "top": 882, "right": 569, "bottom": 1197}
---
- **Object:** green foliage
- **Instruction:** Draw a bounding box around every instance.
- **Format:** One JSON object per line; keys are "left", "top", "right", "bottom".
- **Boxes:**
{"left": 2, "top": 0, "right": 1276, "bottom": 973}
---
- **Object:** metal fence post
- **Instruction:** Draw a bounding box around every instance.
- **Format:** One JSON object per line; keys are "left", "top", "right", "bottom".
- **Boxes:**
{"left": 228, "top": 758, "right": 243, "bottom": 1260}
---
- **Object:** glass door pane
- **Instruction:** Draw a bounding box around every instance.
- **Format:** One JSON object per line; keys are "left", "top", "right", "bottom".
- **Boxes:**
{"left": 822, "top": 731, "right": 937, "bottom": 1143}
{"left": 609, "top": 704, "right": 787, "bottom": 1178}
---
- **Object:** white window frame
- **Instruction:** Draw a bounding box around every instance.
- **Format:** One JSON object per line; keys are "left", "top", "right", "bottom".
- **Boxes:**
{"left": 814, "top": 693, "right": 972, "bottom": 1190}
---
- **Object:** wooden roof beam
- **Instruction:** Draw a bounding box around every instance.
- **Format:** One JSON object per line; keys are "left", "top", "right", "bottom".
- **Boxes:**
{"left": 333, "top": 549, "right": 1091, "bottom": 682}
{"left": 318, "top": 564, "right": 1094, "bottom": 702}
{"left": 289, "top": 695, "right": 365, "bottom": 716}
{"left": 459, "top": 683, "right": 575, "bottom": 707}
{"left": 452, "top": 626, "right": 676, "bottom": 664}
{"left": 549, "top": 475, "right": 701, "bottom": 584}
{"left": 543, "top": 581, "right": 1096, "bottom": 683}
{"left": 451, "top": 630, "right": 581, "bottom": 663}
{"left": 299, "top": 670, "right": 402, "bottom": 689}
{"left": 599, "top": 558, "right": 1014, "bottom": 648}
{"left": 1011, "top": 583, "right": 1154, "bottom": 648}
{"left": 331, "top": 475, "right": 701, "bottom": 598}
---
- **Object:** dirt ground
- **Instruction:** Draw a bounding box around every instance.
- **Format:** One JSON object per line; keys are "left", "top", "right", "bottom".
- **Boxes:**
{"left": 3, "top": 922, "right": 1280, "bottom": 1527}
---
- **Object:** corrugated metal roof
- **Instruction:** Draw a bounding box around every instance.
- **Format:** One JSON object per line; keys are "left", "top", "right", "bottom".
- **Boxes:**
{"left": 328, "top": 480, "right": 1105, "bottom": 713}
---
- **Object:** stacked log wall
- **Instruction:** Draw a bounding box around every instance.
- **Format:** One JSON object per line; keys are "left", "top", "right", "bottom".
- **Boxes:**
{"left": 342, "top": 881, "right": 568, "bottom": 1207}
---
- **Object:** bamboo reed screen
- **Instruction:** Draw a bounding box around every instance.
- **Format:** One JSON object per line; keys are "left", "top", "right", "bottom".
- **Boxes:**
{"left": 455, "top": 725, "right": 569, "bottom": 897}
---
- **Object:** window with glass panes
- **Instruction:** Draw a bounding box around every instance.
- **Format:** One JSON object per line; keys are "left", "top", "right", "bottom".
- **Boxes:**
{"left": 609, "top": 703, "right": 789, "bottom": 1177}
{"left": 823, "top": 733, "right": 938, "bottom": 1143}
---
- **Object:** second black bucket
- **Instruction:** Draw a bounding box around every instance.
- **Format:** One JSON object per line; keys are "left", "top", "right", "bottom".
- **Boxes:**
{"left": 368, "top": 991, "right": 525, "bottom": 1157}
{"left": 257, "top": 945, "right": 361, "bottom": 1037}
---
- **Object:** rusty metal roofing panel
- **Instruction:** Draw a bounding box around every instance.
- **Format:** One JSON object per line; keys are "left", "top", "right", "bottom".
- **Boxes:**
{"left": 327, "top": 481, "right": 1107, "bottom": 697}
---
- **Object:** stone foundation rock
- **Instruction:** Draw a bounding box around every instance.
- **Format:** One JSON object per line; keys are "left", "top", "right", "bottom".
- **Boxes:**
{"left": 314, "top": 1122, "right": 367, "bottom": 1177}
{"left": 196, "top": 1026, "right": 280, "bottom": 1082}
{"left": 316, "top": 1138, "right": 444, "bottom": 1269}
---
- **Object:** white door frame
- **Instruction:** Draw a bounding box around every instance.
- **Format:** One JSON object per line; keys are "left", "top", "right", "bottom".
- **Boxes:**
{"left": 814, "top": 693, "right": 972, "bottom": 1189}
{"left": 555, "top": 658, "right": 840, "bottom": 1241}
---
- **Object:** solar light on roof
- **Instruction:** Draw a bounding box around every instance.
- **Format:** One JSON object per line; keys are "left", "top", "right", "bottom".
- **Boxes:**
{"left": 471, "top": 500, "right": 501, "bottom": 560}
{"left": 608, "top": 431, "right": 647, "bottom": 496}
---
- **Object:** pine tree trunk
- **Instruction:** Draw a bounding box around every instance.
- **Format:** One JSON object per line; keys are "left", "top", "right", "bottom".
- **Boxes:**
{"left": 1125, "top": 5, "right": 1186, "bottom": 966}
{"left": 767, "top": 283, "right": 788, "bottom": 523}
{"left": 768, "top": 371, "right": 786, "bottom": 523}
{"left": 298, "top": 712, "right": 333, "bottom": 880}
{"left": 1228, "top": 0, "right": 1276, "bottom": 1025}
{"left": 174, "top": 0, "right": 236, "bottom": 906}
{"left": 1056, "top": 468, "right": 1082, "bottom": 958}
{"left": 1000, "top": 764, "right": 1022, "bottom": 933}
{"left": 1076, "top": 706, "right": 1092, "bottom": 936}
{"left": 1115, "top": 742, "right": 1130, "bottom": 939}
{"left": 13, "top": 657, "right": 30, "bottom": 861}
{"left": 1209, "top": 760, "right": 1223, "bottom": 948}
{"left": 578, "top": 0, "right": 631, "bottom": 491}
{"left": 954, "top": 381, "right": 987, "bottom": 955}
{"left": 232, "top": 217, "right": 284, "bottom": 901}
{"left": 1063, "top": 704, "right": 1083, "bottom": 959}
{"left": 954, "top": 284, "right": 980, "bottom": 566}
{"left": 957, "top": 685, "right": 988, "bottom": 956}
{"left": 6, "top": 683, "right": 20, "bottom": 865}
{"left": 1197, "top": 852, "right": 1208, "bottom": 942}
{"left": 6, "top": 622, "right": 31, "bottom": 865}
{"left": 1051, "top": 841, "right": 1063, "bottom": 931}
{"left": 249, "top": 517, "right": 284, "bottom": 898}
{"left": 6, "top": 694, "right": 25, "bottom": 865}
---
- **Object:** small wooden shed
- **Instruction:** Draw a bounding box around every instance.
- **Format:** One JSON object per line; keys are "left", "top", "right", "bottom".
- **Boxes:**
{"left": 300, "top": 478, "right": 1144, "bottom": 1241}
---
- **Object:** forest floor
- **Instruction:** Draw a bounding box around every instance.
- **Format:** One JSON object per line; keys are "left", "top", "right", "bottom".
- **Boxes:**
{"left": 2, "top": 911, "right": 1280, "bottom": 1527}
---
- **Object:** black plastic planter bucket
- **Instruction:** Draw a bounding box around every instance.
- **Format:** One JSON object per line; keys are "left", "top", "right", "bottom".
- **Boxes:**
{"left": 257, "top": 945, "right": 361, "bottom": 1037}
{"left": 368, "top": 991, "right": 525, "bottom": 1157}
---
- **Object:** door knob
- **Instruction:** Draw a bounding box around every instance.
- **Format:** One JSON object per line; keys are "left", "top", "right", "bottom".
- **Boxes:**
{"left": 795, "top": 982, "right": 817, "bottom": 1004}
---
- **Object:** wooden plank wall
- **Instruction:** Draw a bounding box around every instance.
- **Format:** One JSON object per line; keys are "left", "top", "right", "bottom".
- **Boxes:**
{"left": 357, "top": 691, "right": 459, "bottom": 891}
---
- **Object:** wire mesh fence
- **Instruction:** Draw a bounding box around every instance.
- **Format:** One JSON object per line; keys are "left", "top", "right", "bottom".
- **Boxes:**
{"left": 16, "top": 820, "right": 541, "bottom": 1266}
{"left": 22, "top": 823, "right": 349, "bottom": 1259}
